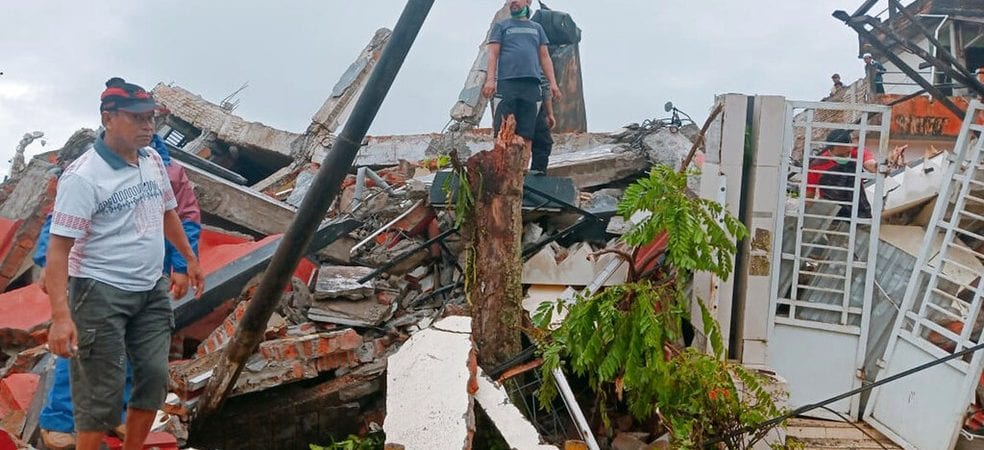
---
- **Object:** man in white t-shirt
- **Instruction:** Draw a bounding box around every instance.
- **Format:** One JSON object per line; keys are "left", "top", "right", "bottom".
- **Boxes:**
{"left": 45, "top": 77, "right": 203, "bottom": 450}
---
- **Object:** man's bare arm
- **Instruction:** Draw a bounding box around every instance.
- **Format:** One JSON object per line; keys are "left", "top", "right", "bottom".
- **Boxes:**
{"left": 46, "top": 235, "right": 76, "bottom": 357}
{"left": 483, "top": 43, "right": 501, "bottom": 99}
{"left": 163, "top": 209, "right": 204, "bottom": 298}
{"left": 539, "top": 46, "right": 562, "bottom": 100}
{"left": 544, "top": 95, "right": 556, "bottom": 129}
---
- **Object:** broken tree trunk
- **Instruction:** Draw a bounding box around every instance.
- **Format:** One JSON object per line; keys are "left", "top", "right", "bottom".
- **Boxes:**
{"left": 465, "top": 116, "right": 527, "bottom": 369}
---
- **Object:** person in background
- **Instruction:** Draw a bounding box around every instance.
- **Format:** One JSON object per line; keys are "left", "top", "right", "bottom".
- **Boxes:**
{"left": 863, "top": 53, "right": 887, "bottom": 94}
{"left": 830, "top": 73, "right": 845, "bottom": 96}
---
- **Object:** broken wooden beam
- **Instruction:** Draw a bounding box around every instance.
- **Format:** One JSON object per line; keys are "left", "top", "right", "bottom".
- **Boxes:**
{"left": 179, "top": 160, "right": 296, "bottom": 236}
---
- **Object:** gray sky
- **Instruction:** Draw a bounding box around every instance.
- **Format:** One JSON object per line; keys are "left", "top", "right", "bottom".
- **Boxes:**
{"left": 0, "top": 1, "right": 868, "bottom": 175}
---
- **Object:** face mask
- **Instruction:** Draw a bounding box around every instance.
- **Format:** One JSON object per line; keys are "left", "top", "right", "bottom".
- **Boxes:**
{"left": 833, "top": 157, "right": 851, "bottom": 165}
{"left": 511, "top": 6, "right": 529, "bottom": 18}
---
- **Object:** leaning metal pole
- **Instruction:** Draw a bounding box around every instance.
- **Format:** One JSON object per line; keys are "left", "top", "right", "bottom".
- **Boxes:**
{"left": 193, "top": 0, "right": 436, "bottom": 426}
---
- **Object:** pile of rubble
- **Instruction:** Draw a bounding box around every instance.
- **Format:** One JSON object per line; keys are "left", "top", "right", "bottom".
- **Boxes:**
{"left": 0, "top": 101, "right": 699, "bottom": 449}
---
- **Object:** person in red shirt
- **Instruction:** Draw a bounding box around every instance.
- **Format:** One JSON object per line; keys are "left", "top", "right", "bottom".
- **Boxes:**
{"left": 805, "top": 129, "right": 879, "bottom": 218}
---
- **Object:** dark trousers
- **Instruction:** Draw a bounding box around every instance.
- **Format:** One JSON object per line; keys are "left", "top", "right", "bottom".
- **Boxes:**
{"left": 530, "top": 104, "right": 554, "bottom": 173}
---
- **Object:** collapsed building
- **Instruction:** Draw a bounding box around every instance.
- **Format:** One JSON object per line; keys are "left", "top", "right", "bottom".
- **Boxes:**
{"left": 2, "top": 1, "right": 984, "bottom": 449}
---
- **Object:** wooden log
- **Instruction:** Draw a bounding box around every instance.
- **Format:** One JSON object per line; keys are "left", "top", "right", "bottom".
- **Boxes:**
{"left": 465, "top": 116, "right": 527, "bottom": 368}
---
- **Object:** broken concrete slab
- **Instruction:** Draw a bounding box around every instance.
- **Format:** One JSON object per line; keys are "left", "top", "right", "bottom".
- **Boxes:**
{"left": 546, "top": 145, "right": 650, "bottom": 189}
{"left": 522, "top": 242, "right": 629, "bottom": 286}
{"left": 153, "top": 84, "right": 308, "bottom": 160}
{"left": 354, "top": 130, "right": 612, "bottom": 168}
{"left": 384, "top": 316, "right": 474, "bottom": 450}
{"left": 180, "top": 160, "right": 296, "bottom": 236}
{"left": 308, "top": 28, "right": 393, "bottom": 141}
{"left": 641, "top": 128, "right": 698, "bottom": 172}
{"left": 449, "top": 4, "right": 511, "bottom": 127}
{"left": 314, "top": 265, "right": 376, "bottom": 300}
{"left": 308, "top": 295, "right": 396, "bottom": 328}
{"left": 474, "top": 370, "right": 558, "bottom": 450}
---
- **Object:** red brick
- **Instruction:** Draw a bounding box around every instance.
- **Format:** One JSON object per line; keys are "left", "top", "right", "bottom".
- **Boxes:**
{"left": 0, "top": 284, "right": 51, "bottom": 348}
{"left": 377, "top": 290, "right": 400, "bottom": 306}
{"left": 258, "top": 330, "right": 362, "bottom": 362}
{"left": 328, "top": 329, "right": 363, "bottom": 352}
{"left": 0, "top": 373, "right": 40, "bottom": 411}
{"left": 315, "top": 351, "right": 357, "bottom": 372}
{"left": 196, "top": 301, "right": 249, "bottom": 357}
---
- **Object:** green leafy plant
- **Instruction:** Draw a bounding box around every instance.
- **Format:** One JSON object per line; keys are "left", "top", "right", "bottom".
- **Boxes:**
{"left": 535, "top": 164, "right": 789, "bottom": 449}
{"left": 309, "top": 432, "right": 383, "bottom": 450}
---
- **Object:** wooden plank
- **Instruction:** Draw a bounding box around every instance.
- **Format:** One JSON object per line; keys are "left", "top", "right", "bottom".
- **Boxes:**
{"left": 179, "top": 160, "right": 296, "bottom": 236}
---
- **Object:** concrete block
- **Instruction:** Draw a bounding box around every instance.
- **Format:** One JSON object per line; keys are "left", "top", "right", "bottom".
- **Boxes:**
{"left": 385, "top": 316, "right": 474, "bottom": 450}
{"left": 314, "top": 265, "right": 376, "bottom": 300}
{"left": 474, "top": 370, "right": 558, "bottom": 449}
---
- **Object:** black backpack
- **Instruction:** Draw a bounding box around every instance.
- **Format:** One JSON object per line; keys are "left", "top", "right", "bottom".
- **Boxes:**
{"left": 532, "top": 0, "right": 582, "bottom": 46}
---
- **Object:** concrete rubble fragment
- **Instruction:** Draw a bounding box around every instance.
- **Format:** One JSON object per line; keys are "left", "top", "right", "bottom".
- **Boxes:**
{"left": 314, "top": 265, "right": 376, "bottom": 300}
{"left": 473, "top": 370, "right": 558, "bottom": 450}
{"left": 522, "top": 241, "right": 629, "bottom": 287}
{"left": 384, "top": 316, "right": 475, "bottom": 450}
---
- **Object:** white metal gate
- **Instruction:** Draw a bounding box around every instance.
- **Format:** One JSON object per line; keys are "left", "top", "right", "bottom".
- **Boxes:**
{"left": 865, "top": 100, "right": 984, "bottom": 450}
{"left": 768, "top": 101, "right": 890, "bottom": 420}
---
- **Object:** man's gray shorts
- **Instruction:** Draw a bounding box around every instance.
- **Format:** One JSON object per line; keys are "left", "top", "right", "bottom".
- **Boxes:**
{"left": 68, "top": 277, "right": 172, "bottom": 432}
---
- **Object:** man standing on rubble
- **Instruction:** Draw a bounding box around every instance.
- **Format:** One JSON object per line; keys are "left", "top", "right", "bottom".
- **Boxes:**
{"left": 863, "top": 53, "right": 887, "bottom": 94}
{"left": 482, "top": 0, "right": 562, "bottom": 160}
{"left": 44, "top": 77, "right": 203, "bottom": 450}
{"left": 36, "top": 105, "right": 202, "bottom": 449}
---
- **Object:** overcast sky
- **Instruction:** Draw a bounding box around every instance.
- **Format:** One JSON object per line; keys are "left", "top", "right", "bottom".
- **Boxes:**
{"left": 0, "top": 1, "right": 871, "bottom": 175}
